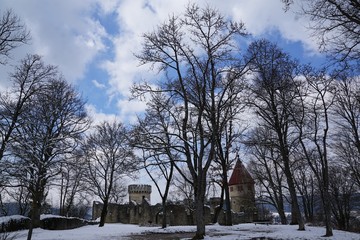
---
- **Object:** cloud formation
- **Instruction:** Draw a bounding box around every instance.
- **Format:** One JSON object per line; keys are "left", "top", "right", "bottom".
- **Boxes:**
{"left": 0, "top": 0, "right": 318, "bottom": 123}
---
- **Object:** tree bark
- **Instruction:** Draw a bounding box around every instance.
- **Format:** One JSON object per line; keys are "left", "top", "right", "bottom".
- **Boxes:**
{"left": 283, "top": 158, "right": 305, "bottom": 230}
{"left": 193, "top": 192, "right": 206, "bottom": 239}
{"left": 99, "top": 199, "right": 108, "bottom": 227}
{"left": 213, "top": 187, "right": 224, "bottom": 224}
{"left": 322, "top": 189, "right": 333, "bottom": 236}
{"left": 27, "top": 193, "right": 42, "bottom": 240}
{"left": 223, "top": 176, "right": 232, "bottom": 226}
{"left": 161, "top": 199, "right": 167, "bottom": 228}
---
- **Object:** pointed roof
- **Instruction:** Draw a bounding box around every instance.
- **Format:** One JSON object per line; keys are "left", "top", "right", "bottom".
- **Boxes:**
{"left": 228, "top": 159, "right": 254, "bottom": 186}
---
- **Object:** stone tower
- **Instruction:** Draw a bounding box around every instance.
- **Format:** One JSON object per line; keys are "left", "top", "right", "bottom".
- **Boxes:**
{"left": 228, "top": 159, "right": 255, "bottom": 212}
{"left": 128, "top": 184, "right": 152, "bottom": 204}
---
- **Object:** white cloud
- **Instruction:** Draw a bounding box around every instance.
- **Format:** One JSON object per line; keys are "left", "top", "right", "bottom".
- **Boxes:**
{"left": 0, "top": 0, "right": 321, "bottom": 124}
{"left": 92, "top": 79, "right": 106, "bottom": 89}
{"left": 101, "top": 0, "right": 320, "bottom": 120}
{"left": 1, "top": 0, "right": 107, "bottom": 83}
{"left": 116, "top": 99, "right": 147, "bottom": 124}
{"left": 85, "top": 104, "right": 118, "bottom": 125}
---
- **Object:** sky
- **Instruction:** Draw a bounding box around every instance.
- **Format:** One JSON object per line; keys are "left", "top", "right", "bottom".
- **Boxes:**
{"left": 0, "top": 0, "right": 327, "bottom": 204}
{"left": 0, "top": 0, "right": 326, "bottom": 124}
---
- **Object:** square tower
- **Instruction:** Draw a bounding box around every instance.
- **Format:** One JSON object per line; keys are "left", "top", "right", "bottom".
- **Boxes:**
{"left": 228, "top": 159, "right": 255, "bottom": 212}
{"left": 128, "top": 184, "right": 152, "bottom": 204}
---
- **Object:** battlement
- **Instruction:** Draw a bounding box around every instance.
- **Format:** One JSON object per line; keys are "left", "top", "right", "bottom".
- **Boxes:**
{"left": 128, "top": 184, "right": 152, "bottom": 194}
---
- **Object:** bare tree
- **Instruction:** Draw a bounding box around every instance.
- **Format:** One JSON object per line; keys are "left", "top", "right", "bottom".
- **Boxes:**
{"left": 0, "top": 55, "right": 56, "bottom": 162}
{"left": 245, "top": 39, "right": 305, "bottom": 230}
{"left": 0, "top": 9, "right": 30, "bottom": 64}
{"left": 294, "top": 67, "right": 335, "bottom": 236}
{"left": 134, "top": 4, "right": 247, "bottom": 238}
{"left": 3, "top": 182, "right": 31, "bottom": 216}
{"left": 169, "top": 169, "right": 195, "bottom": 205}
{"left": 6, "top": 78, "right": 89, "bottom": 240}
{"left": 332, "top": 74, "right": 360, "bottom": 188}
{"left": 132, "top": 92, "right": 178, "bottom": 228}
{"left": 212, "top": 76, "right": 247, "bottom": 225}
{"left": 293, "top": 158, "right": 317, "bottom": 223}
{"left": 329, "top": 164, "right": 356, "bottom": 231}
{"left": 58, "top": 151, "right": 88, "bottom": 217}
{"left": 84, "top": 120, "right": 137, "bottom": 227}
{"left": 247, "top": 127, "right": 288, "bottom": 224}
{"left": 108, "top": 180, "right": 127, "bottom": 204}
{"left": 284, "top": 0, "right": 360, "bottom": 68}
{"left": 0, "top": 55, "right": 56, "bottom": 215}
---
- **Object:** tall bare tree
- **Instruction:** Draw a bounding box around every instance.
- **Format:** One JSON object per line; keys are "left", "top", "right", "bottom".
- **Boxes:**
{"left": 328, "top": 164, "right": 356, "bottom": 231}
{"left": 294, "top": 67, "right": 335, "bottom": 236}
{"left": 84, "top": 120, "right": 137, "bottom": 227}
{"left": 58, "top": 151, "right": 88, "bottom": 217}
{"left": 0, "top": 55, "right": 56, "bottom": 218}
{"left": 0, "top": 9, "right": 30, "bottom": 64}
{"left": 247, "top": 127, "right": 288, "bottom": 224}
{"left": 293, "top": 158, "right": 316, "bottom": 223}
{"left": 332, "top": 74, "right": 360, "bottom": 188}
{"left": 132, "top": 92, "right": 178, "bottom": 228}
{"left": 0, "top": 55, "right": 55, "bottom": 162}
{"left": 134, "top": 4, "right": 247, "bottom": 238}
{"left": 245, "top": 39, "right": 305, "bottom": 230}
{"left": 212, "top": 76, "right": 247, "bottom": 225}
{"left": 283, "top": 0, "right": 360, "bottom": 69}
{"left": 6, "top": 78, "right": 89, "bottom": 240}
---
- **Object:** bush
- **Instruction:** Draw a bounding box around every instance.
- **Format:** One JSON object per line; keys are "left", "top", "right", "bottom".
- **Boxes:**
{"left": 0, "top": 216, "right": 30, "bottom": 233}
{"left": 40, "top": 216, "right": 88, "bottom": 230}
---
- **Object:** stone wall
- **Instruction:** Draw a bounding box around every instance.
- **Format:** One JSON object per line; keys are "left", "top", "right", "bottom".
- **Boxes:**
{"left": 92, "top": 200, "right": 212, "bottom": 226}
{"left": 128, "top": 184, "right": 152, "bottom": 204}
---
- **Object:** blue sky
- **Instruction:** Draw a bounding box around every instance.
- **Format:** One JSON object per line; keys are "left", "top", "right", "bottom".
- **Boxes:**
{"left": 0, "top": 0, "right": 327, "bottom": 125}
{"left": 0, "top": 0, "right": 329, "bottom": 204}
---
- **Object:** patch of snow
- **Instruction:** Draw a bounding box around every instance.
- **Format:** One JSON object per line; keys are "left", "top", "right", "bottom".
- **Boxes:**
{"left": 5, "top": 223, "right": 360, "bottom": 240}
{"left": 0, "top": 215, "right": 29, "bottom": 224}
{"left": 40, "top": 214, "right": 67, "bottom": 220}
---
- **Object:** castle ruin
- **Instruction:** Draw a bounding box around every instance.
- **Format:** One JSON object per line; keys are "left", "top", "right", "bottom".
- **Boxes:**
{"left": 92, "top": 161, "right": 256, "bottom": 225}
{"left": 128, "top": 184, "right": 152, "bottom": 204}
{"left": 228, "top": 159, "right": 256, "bottom": 222}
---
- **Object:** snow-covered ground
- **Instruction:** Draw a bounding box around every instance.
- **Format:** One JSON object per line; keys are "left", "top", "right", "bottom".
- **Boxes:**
{"left": 3, "top": 223, "right": 360, "bottom": 240}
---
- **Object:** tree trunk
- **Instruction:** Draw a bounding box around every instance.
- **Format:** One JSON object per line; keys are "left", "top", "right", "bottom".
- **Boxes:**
{"left": 277, "top": 205, "right": 287, "bottom": 224}
{"left": 193, "top": 195, "right": 206, "bottom": 240}
{"left": 223, "top": 178, "right": 232, "bottom": 226}
{"left": 213, "top": 187, "right": 224, "bottom": 224}
{"left": 27, "top": 196, "right": 41, "bottom": 240}
{"left": 290, "top": 203, "right": 298, "bottom": 224}
{"left": 193, "top": 175, "right": 207, "bottom": 240}
{"left": 161, "top": 199, "right": 167, "bottom": 228}
{"left": 99, "top": 199, "right": 108, "bottom": 227}
{"left": 322, "top": 185, "right": 333, "bottom": 236}
{"left": 283, "top": 160, "right": 305, "bottom": 230}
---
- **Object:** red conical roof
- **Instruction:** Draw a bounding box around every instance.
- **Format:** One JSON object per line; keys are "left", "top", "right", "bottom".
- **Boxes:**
{"left": 228, "top": 159, "right": 254, "bottom": 186}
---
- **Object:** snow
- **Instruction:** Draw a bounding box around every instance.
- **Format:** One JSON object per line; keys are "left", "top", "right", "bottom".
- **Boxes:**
{"left": 0, "top": 215, "right": 29, "bottom": 224}
{"left": 3, "top": 223, "right": 360, "bottom": 240}
{"left": 40, "top": 214, "right": 67, "bottom": 220}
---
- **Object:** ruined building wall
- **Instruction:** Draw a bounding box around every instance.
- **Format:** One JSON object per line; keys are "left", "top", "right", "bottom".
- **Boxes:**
{"left": 128, "top": 184, "right": 152, "bottom": 204}
{"left": 92, "top": 201, "right": 212, "bottom": 226}
{"left": 229, "top": 184, "right": 255, "bottom": 212}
